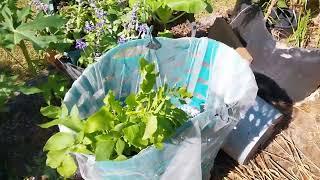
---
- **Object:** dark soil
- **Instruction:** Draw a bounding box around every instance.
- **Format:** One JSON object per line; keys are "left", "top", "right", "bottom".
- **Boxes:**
{"left": 0, "top": 93, "right": 59, "bottom": 179}
{"left": 170, "top": 21, "right": 209, "bottom": 38}
{"left": 170, "top": 14, "right": 231, "bottom": 38}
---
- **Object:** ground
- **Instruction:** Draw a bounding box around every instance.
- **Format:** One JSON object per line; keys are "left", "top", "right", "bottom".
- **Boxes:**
{"left": 209, "top": 0, "right": 320, "bottom": 179}
{"left": 1, "top": 0, "right": 320, "bottom": 179}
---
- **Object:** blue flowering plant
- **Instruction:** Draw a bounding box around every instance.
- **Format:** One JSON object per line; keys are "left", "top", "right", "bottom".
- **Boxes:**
{"left": 58, "top": 0, "right": 145, "bottom": 66}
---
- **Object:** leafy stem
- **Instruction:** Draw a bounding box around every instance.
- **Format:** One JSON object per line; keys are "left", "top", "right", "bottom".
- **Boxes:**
{"left": 19, "top": 40, "right": 37, "bottom": 75}
{"left": 167, "top": 12, "right": 187, "bottom": 24}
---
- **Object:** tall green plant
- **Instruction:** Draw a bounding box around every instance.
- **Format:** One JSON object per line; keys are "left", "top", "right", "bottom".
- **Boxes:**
{"left": 129, "top": 0, "right": 210, "bottom": 26}
{"left": 0, "top": 2, "right": 68, "bottom": 74}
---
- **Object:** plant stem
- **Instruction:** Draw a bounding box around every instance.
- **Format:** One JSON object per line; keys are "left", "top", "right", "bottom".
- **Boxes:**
{"left": 19, "top": 41, "right": 37, "bottom": 75}
{"left": 167, "top": 12, "right": 187, "bottom": 24}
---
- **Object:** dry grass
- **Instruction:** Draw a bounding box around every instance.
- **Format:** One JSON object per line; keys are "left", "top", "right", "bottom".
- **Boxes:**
{"left": 227, "top": 132, "right": 320, "bottom": 180}
{"left": 211, "top": 0, "right": 237, "bottom": 13}
{"left": 0, "top": 43, "right": 42, "bottom": 79}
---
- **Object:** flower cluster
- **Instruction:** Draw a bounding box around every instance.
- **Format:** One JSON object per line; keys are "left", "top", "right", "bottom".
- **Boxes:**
{"left": 84, "top": 21, "right": 95, "bottom": 32}
{"left": 30, "top": 0, "right": 49, "bottom": 13}
{"left": 82, "top": 1, "right": 108, "bottom": 36}
{"left": 138, "top": 24, "right": 148, "bottom": 37}
{"left": 75, "top": 39, "right": 87, "bottom": 50}
{"left": 117, "top": 3, "right": 149, "bottom": 44}
{"left": 117, "top": 35, "right": 127, "bottom": 44}
{"left": 128, "top": 3, "right": 139, "bottom": 30}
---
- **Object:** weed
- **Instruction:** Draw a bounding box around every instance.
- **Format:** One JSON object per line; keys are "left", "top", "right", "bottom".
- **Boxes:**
{"left": 288, "top": 10, "right": 311, "bottom": 47}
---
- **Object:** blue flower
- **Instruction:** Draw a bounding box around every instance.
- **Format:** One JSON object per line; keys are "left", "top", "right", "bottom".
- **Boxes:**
{"left": 95, "top": 8, "right": 107, "bottom": 19}
{"left": 75, "top": 39, "right": 87, "bottom": 50}
{"left": 138, "top": 24, "right": 148, "bottom": 35}
{"left": 84, "top": 21, "right": 95, "bottom": 32}
{"left": 118, "top": 36, "right": 127, "bottom": 44}
{"left": 96, "top": 19, "right": 106, "bottom": 28}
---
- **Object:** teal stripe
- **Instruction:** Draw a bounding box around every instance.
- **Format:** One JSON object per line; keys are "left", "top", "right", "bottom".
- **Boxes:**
{"left": 190, "top": 40, "right": 218, "bottom": 109}
{"left": 198, "top": 67, "right": 209, "bottom": 81}
{"left": 190, "top": 97, "right": 205, "bottom": 109}
{"left": 194, "top": 83, "right": 208, "bottom": 98}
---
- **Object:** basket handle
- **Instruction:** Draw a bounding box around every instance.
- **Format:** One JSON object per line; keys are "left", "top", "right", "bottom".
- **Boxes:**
{"left": 146, "top": 26, "right": 161, "bottom": 50}
{"left": 190, "top": 22, "right": 197, "bottom": 37}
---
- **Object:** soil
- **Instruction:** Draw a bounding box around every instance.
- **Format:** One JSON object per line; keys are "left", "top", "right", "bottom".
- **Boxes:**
{"left": 170, "top": 13, "right": 231, "bottom": 38}
{"left": 0, "top": 94, "right": 58, "bottom": 179}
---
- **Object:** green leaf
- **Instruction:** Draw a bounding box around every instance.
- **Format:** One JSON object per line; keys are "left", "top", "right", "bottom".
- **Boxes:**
{"left": 40, "top": 105, "right": 61, "bottom": 119}
{"left": 18, "top": 86, "right": 42, "bottom": 95}
{"left": 95, "top": 134, "right": 113, "bottom": 142}
{"left": 46, "top": 149, "right": 67, "bottom": 168}
{"left": 114, "top": 155, "right": 127, "bottom": 161}
{"left": 57, "top": 154, "right": 77, "bottom": 178}
{"left": 16, "top": 7, "right": 31, "bottom": 23}
{"left": 164, "top": 0, "right": 207, "bottom": 13}
{"left": 155, "top": 6, "right": 173, "bottom": 24}
{"left": 95, "top": 139, "right": 115, "bottom": 161}
{"left": 158, "top": 30, "right": 173, "bottom": 38}
{"left": 147, "top": 0, "right": 163, "bottom": 12}
{"left": 155, "top": 142, "right": 164, "bottom": 149}
{"left": 61, "top": 105, "right": 84, "bottom": 132}
{"left": 84, "top": 107, "right": 114, "bottom": 133}
{"left": 277, "top": 0, "right": 288, "bottom": 8}
{"left": 114, "top": 123, "right": 126, "bottom": 132}
{"left": 17, "top": 15, "right": 66, "bottom": 32}
{"left": 139, "top": 58, "right": 149, "bottom": 72}
{"left": 72, "top": 144, "right": 93, "bottom": 154}
{"left": 70, "top": 105, "right": 80, "bottom": 120}
{"left": 0, "top": 6, "right": 66, "bottom": 50}
{"left": 178, "top": 86, "right": 192, "bottom": 98}
{"left": 125, "top": 94, "right": 138, "bottom": 108}
{"left": 1, "top": 6, "right": 14, "bottom": 31}
{"left": 142, "top": 115, "right": 158, "bottom": 140}
{"left": 83, "top": 137, "right": 93, "bottom": 145}
{"left": 76, "top": 131, "right": 84, "bottom": 143}
{"left": 61, "top": 117, "right": 84, "bottom": 132}
{"left": 39, "top": 119, "right": 61, "bottom": 128}
{"left": 43, "top": 132, "right": 75, "bottom": 151}
{"left": 115, "top": 139, "right": 125, "bottom": 155}
{"left": 141, "top": 71, "right": 156, "bottom": 93}
{"left": 123, "top": 125, "right": 140, "bottom": 144}
{"left": 103, "top": 91, "right": 123, "bottom": 114}
{"left": 61, "top": 103, "right": 68, "bottom": 118}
